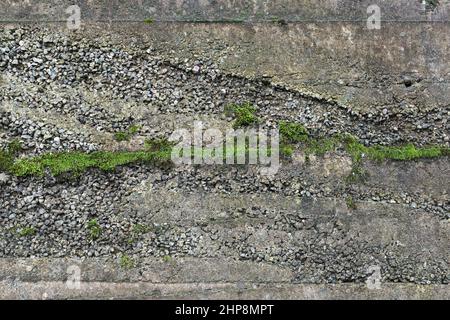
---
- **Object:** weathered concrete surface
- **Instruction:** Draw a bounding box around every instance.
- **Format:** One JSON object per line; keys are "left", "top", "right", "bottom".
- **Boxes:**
{"left": 1, "top": 281, "right": 449, "bottom": 300}
{"left": 1, "top": 1, "right": 449, "bottom": 300}
{"left": 1, "top": 0, "right": 449, "bottom": 22}
{"left": 0, "top": 258, "right": 448, "bottom": 300}
{"left": 2, "top": 1, "right": 450, "bottom": 112}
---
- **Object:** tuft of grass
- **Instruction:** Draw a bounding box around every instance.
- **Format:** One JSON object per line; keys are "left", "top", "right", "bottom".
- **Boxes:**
{"left": 345, "top": 196, "right": 357, "bottom": 210}
{"left": 144, "top": 18, "right": 154, "bottom": 24}
{"left": 162, "top": 255, "right": 173, "bottom": 263}
{"left": 87, "top": 219, "right": 102, "bottom": 240}
{"left": 119, "top": 254, "right": 135, "bottom": 269}
{"left": 226, "top": 102, "right": 259, "bottom": 128}
{"left": 18, "top": 227, "right": 36, "bottom": 237}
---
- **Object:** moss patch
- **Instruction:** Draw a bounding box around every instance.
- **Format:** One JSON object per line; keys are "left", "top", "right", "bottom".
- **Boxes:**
{"left": 18, "top": 227, "right": 36, "bottom": 237}
{"left": 0, "top": 139, "right": 23, "bottom": 172}
{"left": 277, "top": 121, "right": 449, "bottom": 182}
{"left": 9, "top": 149, "right": 171, "bottom": 177}
{"left": 114, "top": 125, "right": 141, "bottom": 142}
{"left": 226, "top": 102, "right": 259, "bottom": 128}
{"left": 279, "top": 121, "right": 308, "bottom": 143}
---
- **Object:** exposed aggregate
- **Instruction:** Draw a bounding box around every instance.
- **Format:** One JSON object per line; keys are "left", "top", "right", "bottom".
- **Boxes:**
{"left": 0, "top": 26, "right": 448, "bottom": 285}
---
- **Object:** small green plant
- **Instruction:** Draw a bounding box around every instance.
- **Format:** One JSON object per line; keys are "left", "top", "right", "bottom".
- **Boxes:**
{"left": 119, "top": 254, "right": 135, "bottom": 269}
{"left": 128, "top": 125, "right": 141, "bottom": 135}
{"left": 127, "top": 223, "right": 152, "bottom": 244}
{"left": 132, "top": 223, "right": 151, "bottom": 234}
{"left": 227, "top": 102, "right": 258, "bottom": 128}
{"left": 163, "top": 255, "right": 173, "bottom": 263}
{"left": 144, "top": 18, "right": 154, "bottom": 24}
{"left": 345, "top": 196, "right": 357, "bottom": 210}
{"left": 87, "top": 219, "right": 102, "bottom": 240}
{"left": 18, "top": 227, "right": 36, "bottom": 237}
{"left": 114, "top": 125, "right": 141, "bottom": 142}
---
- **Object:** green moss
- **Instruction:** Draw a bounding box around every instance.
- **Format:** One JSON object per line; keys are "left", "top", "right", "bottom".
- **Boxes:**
{"left": 114, "top": 125, "right": 141, "bottom": 142}
{"left": 276, "top": 122, "right": 449, "bottom": 184}
{"left": 9, "top": 149, "right": 172, "bottom": 177}
{"left": 280, "top": 144, "right": 294, "bottom": 158}
{"left": 1, "top": 121, "right": 448, "bottom": 179}
{"left": 132, "top": 223, "right": 151, "bottom": 234}
{"left": 0, "top": 139, "right": 23, "bottom": 172}
{"left": 305, "top": 136, "right": 341, "bottom": 157}
{"left": 144, "top": 137, "right": 173, "bottom": 152}
{"left": 227, "top": 102, "right": 259, "bottom": 128}
{"left": 114, "top": 132, "right": 130, "bottom": 142}
{"left": 279, "top": 121, "right": 308, "bottom": 143}
{"left": 0, "top": 150, "right": 12, "bottom": 172}
{"left": 7, "top": 139, "right": 23, "bottom": 155}
{"left": 18, "top": 227, "right": 36, "bottom": 237}
{"left": 119, "top": 254, "right": 135, "bottom": 269}
{"left": 87, "top": 219, "right": 102, "bottom": 240}
{"left": 129, "top": 125, "right": 141, "bottom": 135}
{"left": 277, "top": 123, "right": 449, "bottom": 163}
{"left": 367, "top": 144, "right": 445, "bottom": 161}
